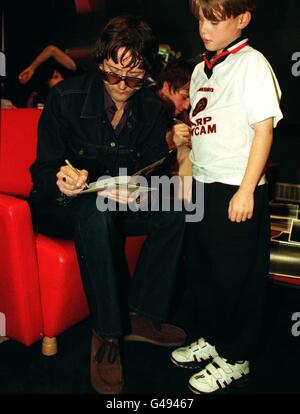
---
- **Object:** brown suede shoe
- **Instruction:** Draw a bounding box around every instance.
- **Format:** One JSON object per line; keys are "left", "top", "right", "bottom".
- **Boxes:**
{"left": 90, "top": 331, "right": 124, "bottom": 394}
{"left": 125, "top": 313, "right": 186, "bottom": 347}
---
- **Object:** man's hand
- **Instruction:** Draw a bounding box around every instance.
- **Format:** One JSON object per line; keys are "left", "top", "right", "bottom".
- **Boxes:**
{"left": 228, "top": 188, "right": 254, "bottom": 222}
{"left": 97, "top": 186, "right": 140, "bottom": 205}
{"left": 56, "top": 165, "right": 89, "bottom": 197}
{"left": 172, "top": 123, "right": 192, "bottom": 148}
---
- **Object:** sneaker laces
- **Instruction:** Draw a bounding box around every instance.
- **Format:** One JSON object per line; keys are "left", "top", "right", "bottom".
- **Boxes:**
{"left": 96, "top": 339, "right": 119, "bottom": 364}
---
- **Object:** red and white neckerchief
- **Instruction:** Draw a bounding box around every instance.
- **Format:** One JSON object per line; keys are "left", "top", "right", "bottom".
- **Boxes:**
{"left": 203, "top": 38, "right": 248, "bottom": 78}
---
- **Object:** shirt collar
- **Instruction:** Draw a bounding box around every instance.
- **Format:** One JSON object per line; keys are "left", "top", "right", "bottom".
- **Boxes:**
{"left": 103, "top": 84, "right": 132, "bottom": 120}
{"left": 103, "top": 86, "right": 116, "bottom": 114}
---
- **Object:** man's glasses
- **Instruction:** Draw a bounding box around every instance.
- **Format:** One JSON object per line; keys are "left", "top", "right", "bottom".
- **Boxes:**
{"left": 100, "top": 69, "right": 145, "bottom": 89}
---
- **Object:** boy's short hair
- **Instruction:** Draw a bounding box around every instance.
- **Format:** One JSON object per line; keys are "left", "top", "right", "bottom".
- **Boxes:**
{"left": 95, "top": 15, "right": 158, "bottom": 76}
{"left": 190, "top": 0, "right": 256, "bottom": 20}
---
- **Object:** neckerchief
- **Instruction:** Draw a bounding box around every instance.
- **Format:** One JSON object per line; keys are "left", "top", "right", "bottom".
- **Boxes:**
{"left": 203, "top": 37, "right": 248, "bottom": 78}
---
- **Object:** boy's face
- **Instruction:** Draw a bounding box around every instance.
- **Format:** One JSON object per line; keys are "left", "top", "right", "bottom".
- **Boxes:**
{"left": 198, "top": 7, "right": 249, "bottom": 55}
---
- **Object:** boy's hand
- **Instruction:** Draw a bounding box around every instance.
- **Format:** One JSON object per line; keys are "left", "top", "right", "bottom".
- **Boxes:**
{"left": 228, "top": 188, "right": 254, "bottom": 222}
{"left": 176, "top": 175, "right": 193, "bottom": 203}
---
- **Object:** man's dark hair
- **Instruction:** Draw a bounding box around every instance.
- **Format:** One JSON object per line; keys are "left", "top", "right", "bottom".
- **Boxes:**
{"left": 156, "top": 60, "right": 193, "bottom": 93}
{"left": 190, "top": 0, "right": 256, "bottom": 20}
{"left": 95, "top": 15, "right": 159, "bottom": 76}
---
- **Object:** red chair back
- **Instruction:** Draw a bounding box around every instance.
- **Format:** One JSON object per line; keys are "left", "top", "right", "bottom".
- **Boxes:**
{"left": 0, "top": 109, "right": 41, "bottom": 197}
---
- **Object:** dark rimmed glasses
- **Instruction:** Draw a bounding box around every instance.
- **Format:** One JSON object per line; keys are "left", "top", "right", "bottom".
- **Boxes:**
{"left": 99, "top": 69, "right": 145, "bottom": 89}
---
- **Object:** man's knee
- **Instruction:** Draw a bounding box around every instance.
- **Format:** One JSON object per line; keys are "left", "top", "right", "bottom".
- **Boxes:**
{"left": 153, "top": 209, "right": 186, "bottom": 230}
{"left": 76, "top": 197, "right": 119, "bottom": 229}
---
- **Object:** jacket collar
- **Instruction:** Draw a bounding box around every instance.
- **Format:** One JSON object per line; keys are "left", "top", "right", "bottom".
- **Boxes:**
{"left": 80, "top": 71, "right": 105, "bottom": 119}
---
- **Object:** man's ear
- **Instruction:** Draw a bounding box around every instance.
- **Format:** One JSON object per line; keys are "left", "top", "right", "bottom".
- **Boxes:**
{"left": 238, "top": 11, "right": 252, "bottom": 30}
{"left": 99, "top": 63, "right": 103, "bottom": 71}
{"left": 161, "top": 81, "right": 171, "bottom": 96}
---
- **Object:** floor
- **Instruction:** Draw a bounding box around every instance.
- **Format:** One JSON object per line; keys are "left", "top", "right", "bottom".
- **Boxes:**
{"left": 0, "top": 283, "right": 300, "bottom": 395}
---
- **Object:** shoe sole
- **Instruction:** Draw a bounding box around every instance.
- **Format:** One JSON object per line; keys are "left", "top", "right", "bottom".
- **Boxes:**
{"left": 124, "top": 334, "right": 185, "bottom": 347}
{"left": 91, "top": 378, "right": 124, "bottom": 395}
{"left": 188, "top": 374, "right": 250, "bottom": 394}
{"left": 170, "top": 355, "right": 210, "bottom": 370}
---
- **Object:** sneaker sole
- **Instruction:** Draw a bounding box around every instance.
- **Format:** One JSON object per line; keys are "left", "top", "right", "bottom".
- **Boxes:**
{"left": 170, "top": 355, "right": 210, "bottom": 370}
{"left": 124, "top": 334, "right": 185, "bottom": 347}
{"left": 188, "top": 374, "right": 250, "bottom": 394}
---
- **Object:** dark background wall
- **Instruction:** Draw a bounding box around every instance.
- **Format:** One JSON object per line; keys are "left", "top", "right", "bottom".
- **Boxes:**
{"left": 2, "top": 0, "right": 300, "bottom": 183}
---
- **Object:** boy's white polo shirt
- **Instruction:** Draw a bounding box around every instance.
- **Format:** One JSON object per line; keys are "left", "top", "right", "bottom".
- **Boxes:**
{"left": 190, "top": 40, "right": 283, "bottom": 185}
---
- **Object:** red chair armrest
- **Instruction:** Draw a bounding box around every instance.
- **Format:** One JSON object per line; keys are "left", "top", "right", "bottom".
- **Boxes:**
{"left": 0, "top": 194, "right": 43, "bottom": 344}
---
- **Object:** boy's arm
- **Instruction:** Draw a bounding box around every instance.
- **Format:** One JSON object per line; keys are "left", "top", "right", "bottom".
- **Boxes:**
{"left": 19, "top": 45, "right": 77, "bottom": 84}
{"left": 176, "top": 147, "right": 193, "bottom": 202}
{"left": 177, "top": 146, "right": 192, "bottom": 177}
{"left": 228, "top": 117, "right": 273, "bottom": 223}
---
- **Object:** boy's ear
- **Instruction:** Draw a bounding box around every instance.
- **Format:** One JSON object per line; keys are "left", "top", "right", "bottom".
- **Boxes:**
{"left": 238, "top": 11, "right": 252, "bottom": 30}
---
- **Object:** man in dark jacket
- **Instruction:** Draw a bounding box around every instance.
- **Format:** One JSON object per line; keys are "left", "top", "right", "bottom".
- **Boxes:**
{"left": 29, "top": 15, "right": 186, "bottom": 394}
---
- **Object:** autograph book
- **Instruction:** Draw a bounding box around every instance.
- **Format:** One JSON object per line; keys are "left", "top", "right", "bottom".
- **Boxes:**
{"left": 80, "top": 149, "right": 175, "bottom": 194}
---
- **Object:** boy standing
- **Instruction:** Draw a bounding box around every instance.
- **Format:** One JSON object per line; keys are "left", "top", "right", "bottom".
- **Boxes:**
{"left": 171, "top": 0, "right": 283, "bottom": 393}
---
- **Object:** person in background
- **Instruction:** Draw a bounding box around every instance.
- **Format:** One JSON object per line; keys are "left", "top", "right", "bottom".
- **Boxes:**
{"left": 1, "top": 81, "right": 17, "bottom": 108}
{"left": 26, "top": 60, "right": 83, "bottom": 108}
{"left": 156, "top": 60, "right": 193, "bottom": 176}
{"left": 1, "top": 98, "right": 16, "bottom": 108}
{"left": 156, "top": 60, "right": 192, "bottom": 149}
{"left": 29, "top": 15, "right": 186, "bottom": 395}
{"left": 171, "top": 0, "right": 283, "bottom": 394}
{"left": 18, "top": 45, "right": 77, "bottom": 85}
{"left": 18, "top": 45, "right": 81, "bottom": 108}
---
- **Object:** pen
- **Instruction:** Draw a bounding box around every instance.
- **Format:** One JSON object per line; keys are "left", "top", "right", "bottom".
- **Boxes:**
{"left": 65, "top": 159, "right": 89, "bottom": 189}
{"left": 173, "top": 117, "right": 184, "bottom": 125}
{"left": 173, "top": 117, "right": 191, "bottom": 127}
{"left": 65, "top": 159, "right": 81, "bottom": 174}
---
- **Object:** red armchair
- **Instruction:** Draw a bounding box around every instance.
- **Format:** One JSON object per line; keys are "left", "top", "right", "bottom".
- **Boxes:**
{"left": 0, "top": 109, "right": 145, "bottom": 355}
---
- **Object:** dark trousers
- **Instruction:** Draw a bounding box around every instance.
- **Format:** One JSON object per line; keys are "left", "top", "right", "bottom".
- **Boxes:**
{"left": 29, "top": 194, "right": 185, "bottom": 337}
{"left": 186, "top": 181, "right": 270, "bottom": 361}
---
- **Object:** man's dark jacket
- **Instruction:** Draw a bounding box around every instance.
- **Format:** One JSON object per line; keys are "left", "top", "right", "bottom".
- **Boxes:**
{"left": 30, "top": 71, "right": 169, "bottom": 202}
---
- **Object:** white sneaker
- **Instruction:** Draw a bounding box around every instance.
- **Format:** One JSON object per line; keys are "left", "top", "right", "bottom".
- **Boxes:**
{"left": 171, "top": 338, "right": 218, "bottom": 369}
{"left": 188, "top": 356, "right": 250, "bottom": 394}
